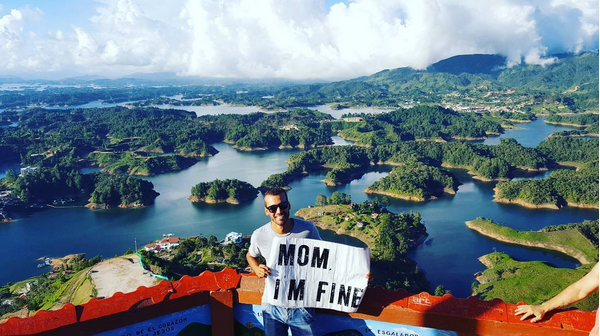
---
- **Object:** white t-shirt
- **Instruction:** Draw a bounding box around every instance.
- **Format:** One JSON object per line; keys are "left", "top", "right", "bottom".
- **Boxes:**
{"left": 248, "top": 218, "right": 321, "bottom": 264}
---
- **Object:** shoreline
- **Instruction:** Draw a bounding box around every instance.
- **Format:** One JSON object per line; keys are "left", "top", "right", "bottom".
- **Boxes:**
{"left": 188, "top": 195, "right": 257, "bottom": 205}
{"left": 544, "top": 121, "right": 589, "bottom": 128}
{"left": 492, "top": 197, "right": 559, "bottom": 209}
{"left": 493, "top": 188, "right": 599, "bottom": 210}
{"left": 85, "top": 202, "right": 152, "bottom": 210}
{"left": 364, "top": 189, "right": 429, "bottom": 202}
{"left": 465, "top": 220, "right": 594, "bottom": 264}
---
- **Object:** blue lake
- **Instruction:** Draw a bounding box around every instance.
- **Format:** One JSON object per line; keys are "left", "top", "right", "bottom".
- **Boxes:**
{"left": 0, "top": 115, "right": 596, "bottom": 298}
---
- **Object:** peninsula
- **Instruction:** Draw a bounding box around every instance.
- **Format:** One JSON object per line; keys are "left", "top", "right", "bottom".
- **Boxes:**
{"left": 465, "top": 218, "right": 599, "bottom": 264}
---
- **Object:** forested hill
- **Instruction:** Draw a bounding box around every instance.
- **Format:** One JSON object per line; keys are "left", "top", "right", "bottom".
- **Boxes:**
{"left": 0, "top": 53, "right": 596, "bottom": 112}
{"left": 274, "top": 53, "right": 599, "bottom": 109}
{"left": 358, "top": 53, "right": 598, "bottom": 92}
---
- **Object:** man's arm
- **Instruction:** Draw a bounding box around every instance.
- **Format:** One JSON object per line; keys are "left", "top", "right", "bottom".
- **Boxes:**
{"left": 246, "top": 252, "right": 270, "bottom": 278}
{"left": 515, "top": 263, "right": 599, "bottom": 323}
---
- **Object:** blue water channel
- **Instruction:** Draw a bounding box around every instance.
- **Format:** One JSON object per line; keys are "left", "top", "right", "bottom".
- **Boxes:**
{"left": 0, "top": 110, "right": 596, "bottom": 298}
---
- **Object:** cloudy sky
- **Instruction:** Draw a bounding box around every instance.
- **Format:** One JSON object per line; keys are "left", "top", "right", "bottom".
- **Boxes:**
{"left": 0, "top": 0, "right": 597, "bottom": 80}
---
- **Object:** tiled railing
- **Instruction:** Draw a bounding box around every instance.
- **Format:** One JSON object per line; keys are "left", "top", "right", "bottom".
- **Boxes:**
{"left": 0, "top": 268, "right": 595, "bottom": 335}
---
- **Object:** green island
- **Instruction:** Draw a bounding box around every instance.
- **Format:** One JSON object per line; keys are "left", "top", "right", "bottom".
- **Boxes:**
{"left": 494, "top": 161, "right": 599, "bottom": 209}
{"left": 89, "top": 151, "right": 199, "bottom": 176}
{"left": 472, "top": 253, "right": 598, "bottom": 312}
{"left": 0, "top": 108, "right": 333, "bottom": 175}
{"left": 335, "top": 105, "right": 503, "bottom": 144}
{"left": 2, "top": 167, "right": 159, "bottom": 210}
{"left": 202, "top": 109, "right": 333, "bottom": 151}
{"left": 296, "top": 194, "right": 429, "bottom": 292}
{"left": 261, "top": 137, "right": 552, "bottom": 192}
{"left": 365, "top": 162, "right": 459, "bottom": 201}
{"left": 189, "top": 179, "right": 258, "bottom": 204}
{"left": 465, "top": 218, "right": 599, "bottom": 264}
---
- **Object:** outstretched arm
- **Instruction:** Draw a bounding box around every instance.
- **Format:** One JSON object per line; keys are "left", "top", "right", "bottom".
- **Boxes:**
{"left": 515, "top": 263, "right": 599, "bottom": 323}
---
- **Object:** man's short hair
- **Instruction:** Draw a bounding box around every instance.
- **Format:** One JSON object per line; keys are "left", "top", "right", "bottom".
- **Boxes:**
{"left": 264, "top": 187, "right": 288, "bottom": 204}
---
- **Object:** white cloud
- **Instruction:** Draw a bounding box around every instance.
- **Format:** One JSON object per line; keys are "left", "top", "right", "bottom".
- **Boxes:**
{"left": 0, "top": 0, "right": 597, "bottom": 79}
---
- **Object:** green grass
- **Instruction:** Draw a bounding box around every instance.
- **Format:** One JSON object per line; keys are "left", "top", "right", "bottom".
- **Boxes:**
{"left": 468, "top": 218, "right": 598, "bottom": 263}
{"left": 40, "top": 280, "right": 70, "bottom": 310}
{"left": 71, "top": 276, "right": 95, "bottom": 305}
{"left": 57, "top": 268, "right": 94, "bottom": 305}
{"left": 473, "top": 252, "right": 598, "bottom": 311}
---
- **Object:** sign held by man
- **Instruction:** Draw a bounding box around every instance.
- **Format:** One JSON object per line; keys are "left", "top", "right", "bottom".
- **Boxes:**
{"left": 264, "top": 237, "right": 370, "bottom": 313}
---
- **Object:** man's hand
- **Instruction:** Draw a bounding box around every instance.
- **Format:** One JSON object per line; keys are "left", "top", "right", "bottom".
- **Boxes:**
{"left": 253, "top": 264, "right": 270, "bottom": 278}
{"left": 514, "top": 304, "right": 547, "bottom": 323}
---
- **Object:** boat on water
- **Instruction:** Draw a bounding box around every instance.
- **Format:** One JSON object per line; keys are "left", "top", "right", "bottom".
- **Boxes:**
{"left": 36, "top": 258, "right": 52, "bottom": 268}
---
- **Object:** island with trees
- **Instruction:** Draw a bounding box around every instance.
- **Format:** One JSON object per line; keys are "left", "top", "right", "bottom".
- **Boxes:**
{"left": 189, "top": 179, "right": 258, "bottom": 204}
{"left": 2, "top": 167, "right": 159, "bottom": 210}
{"left": 0, "top": 107, "right": 333, "bottom": 176}
{"left": 296, "top": 194, "right": 429, "bottom": 292}
{"left": 260, "top": 137, "right": 552, "bottom": 191}
{"left": 365, "top": 162, "right": 460, "bottom": 201}
{"left": 494, "top": 161, "right": 598, "bottom": 209}
{"left": 334, "top": 105, "right": 504, "bottom": 145}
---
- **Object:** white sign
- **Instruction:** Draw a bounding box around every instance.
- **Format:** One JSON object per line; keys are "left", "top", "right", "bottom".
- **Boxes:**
{"left": 263, "top": 237, "right": 370, "bottom": 313}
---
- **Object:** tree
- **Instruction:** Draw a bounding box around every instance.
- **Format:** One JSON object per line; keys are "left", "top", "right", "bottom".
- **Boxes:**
{"left": 434, "top": 285, "right": 450, "bottom": 296}
{"left": 315, "top": 194, "right": 327, "bottom": 206}
{"left": 4, "top": 169, "right": 18, "bottom": 183}
{"left": 330, "top": 191, "right": 351, "bottom": 205}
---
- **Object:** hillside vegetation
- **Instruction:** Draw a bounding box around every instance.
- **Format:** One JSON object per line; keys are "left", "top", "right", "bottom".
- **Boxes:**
{"left": 466, "top": 218, "right": 598, "bottom": 264}
{"left": 296, "top": 198, "right": 428, "bottom": 292}
{"left": 472, "top": 253, "right": 598, "bottom": 312}
{"left": 495, "top": 161, "right": 599, "bottom": 209}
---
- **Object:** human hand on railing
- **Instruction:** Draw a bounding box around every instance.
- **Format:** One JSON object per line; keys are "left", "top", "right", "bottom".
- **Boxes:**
{"left": 514, "top": 304, "right": 547, "bottom": 323}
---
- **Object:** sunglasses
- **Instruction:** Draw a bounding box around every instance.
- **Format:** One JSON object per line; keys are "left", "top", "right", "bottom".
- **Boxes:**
{"left": 265, "top": 201, "right": 290, "bottom": 213}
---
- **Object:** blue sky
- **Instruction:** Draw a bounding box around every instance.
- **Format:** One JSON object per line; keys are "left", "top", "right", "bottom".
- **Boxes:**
{"left": 0, "top": 0, "right": 95, "bottom": 31}
{"left": 0, "top": 0, "right": 596, "bottom": 80}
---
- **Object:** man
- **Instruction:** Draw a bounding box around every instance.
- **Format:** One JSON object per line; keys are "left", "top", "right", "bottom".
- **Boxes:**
{"left": 515, "top": 263, "right": 598, "bottom": 335}
{"left": 247, "top": 187, "right": 321, "bottom": 336}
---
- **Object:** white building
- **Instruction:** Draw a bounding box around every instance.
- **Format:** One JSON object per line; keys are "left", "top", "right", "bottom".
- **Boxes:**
{"left": 144, "top": 236, "right": 180, "bottom": 253}
{"left": 223, "top": 232, "right": 242, "bottom": 245}
{"left": 20, "top": 166, "right": 39, "bottom": 176}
